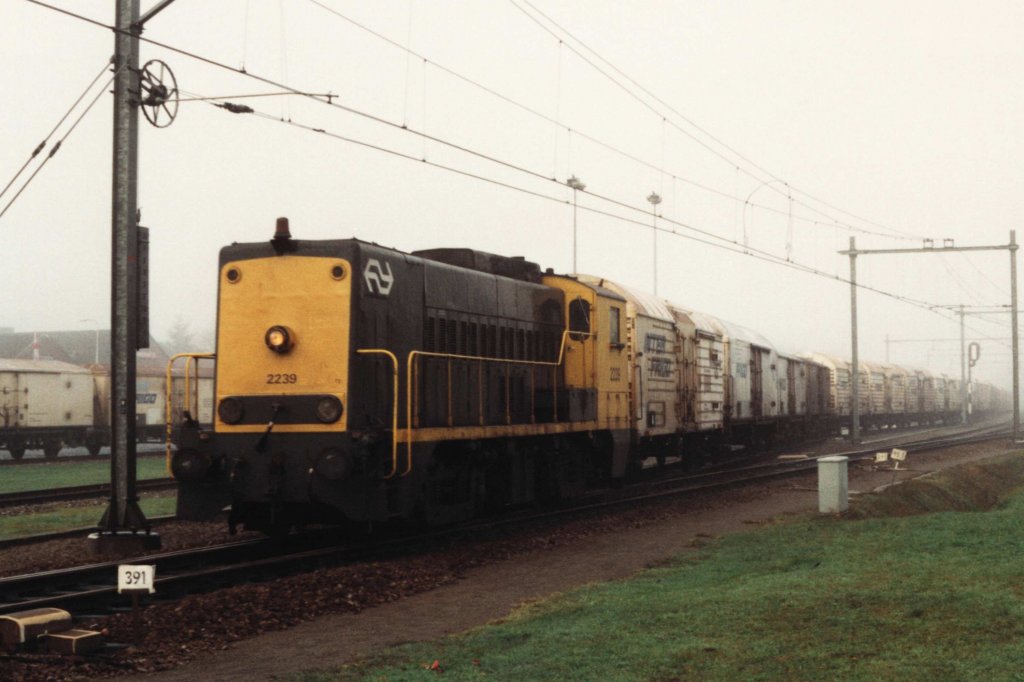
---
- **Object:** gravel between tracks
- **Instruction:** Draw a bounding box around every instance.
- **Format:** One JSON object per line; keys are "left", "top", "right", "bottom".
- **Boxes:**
{"left": 1, "top": 438, "right": 1015, "bottom": 681}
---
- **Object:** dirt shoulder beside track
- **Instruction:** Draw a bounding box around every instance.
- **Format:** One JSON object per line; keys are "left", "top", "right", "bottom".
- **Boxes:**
{"left": 125, "top": 438, "right": 1017, "bottom": 682}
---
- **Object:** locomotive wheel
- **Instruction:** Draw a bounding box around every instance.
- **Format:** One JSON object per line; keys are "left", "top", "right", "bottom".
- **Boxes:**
{"left": 43, "top": 440, "right": 62, "bottom": 459}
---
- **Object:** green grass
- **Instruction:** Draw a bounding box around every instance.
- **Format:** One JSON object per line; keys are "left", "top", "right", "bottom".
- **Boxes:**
{"left": 0, "top": 496, "right": 176, "bottom": 539}
{"left": 0, "top": 456, "right": 169, "bottom": 494}
{"left": 294, "top": 455, "right": 1024, "bottom": 682}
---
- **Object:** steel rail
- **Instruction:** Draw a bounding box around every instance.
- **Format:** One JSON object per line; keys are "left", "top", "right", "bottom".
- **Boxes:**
{"left": 0, "top": 450, "right": 167, "bottom": 467}
{"left": 1, "top": 426, "right": 1014, "bottom": 618}
{"left": 0, "top": 478, "right": 175, "bottom": 509}
{"left": 0, "top": 515, "right": 178, "bottom": 552}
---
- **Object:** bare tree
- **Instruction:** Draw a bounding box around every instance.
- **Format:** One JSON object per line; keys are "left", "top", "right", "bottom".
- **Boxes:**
{"left": 164, "top": 315, "right": 195, "bottom": 357}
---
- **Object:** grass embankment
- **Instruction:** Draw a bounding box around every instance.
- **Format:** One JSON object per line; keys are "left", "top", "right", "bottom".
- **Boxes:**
{"left": 0, "top": 497, "right": 176, "bottom": 539}
{"left": 297, "top": 453, "right": 1024, "bottom": 682}
{"left": 0, "top": 456, "right": 169, "bottom": 494}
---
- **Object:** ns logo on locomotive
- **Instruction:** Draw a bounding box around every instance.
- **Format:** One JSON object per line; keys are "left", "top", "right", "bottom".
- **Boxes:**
{"left": 173, "top": 218, "right": 1002, "bottom": 535}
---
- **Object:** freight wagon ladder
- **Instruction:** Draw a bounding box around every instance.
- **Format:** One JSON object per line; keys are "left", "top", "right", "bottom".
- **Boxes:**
{"left": 164, "top": 352, "right": 214, "bottom": 474}
{"left": 358, "top": 329, "right": 578, "bottom": 479}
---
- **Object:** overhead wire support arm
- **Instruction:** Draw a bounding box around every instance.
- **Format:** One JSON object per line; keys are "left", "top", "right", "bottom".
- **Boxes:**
{"left": 133, "top": 0, "right": 178, "bottom": 30}
{"left": 842, "top": 234, "right": 1021, "bottom": 445}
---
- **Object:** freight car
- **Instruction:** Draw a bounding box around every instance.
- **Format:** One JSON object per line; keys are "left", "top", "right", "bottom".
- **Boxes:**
{"left": 0, "top": 359, "right": 95, "bottom": 458}
{"left": 1, "top": 359, "right": 214, "bottom": 459}
{"left": 172, "top": 221, "right": 1010, "bottom": 534}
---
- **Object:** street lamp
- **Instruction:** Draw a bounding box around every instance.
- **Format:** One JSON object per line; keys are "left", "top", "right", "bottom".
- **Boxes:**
{"left": 566, "top": 175, "right": 586, "bottom": 274}
{"left": 646, "top": 191, "right": 662, "bottom": 295}
{"left": 80, "top": 318, "right": 99, "bottom": 365}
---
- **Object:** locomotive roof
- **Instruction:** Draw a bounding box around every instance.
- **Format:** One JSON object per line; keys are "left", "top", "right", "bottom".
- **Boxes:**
{"left": 576, "top": 276, "right": 672, "bottom": 319}
{"left": 412, "top": 247, "right": 542, "bottom": 283}
{"left": 700, "top": 315, "right": 779, "bottom": 353}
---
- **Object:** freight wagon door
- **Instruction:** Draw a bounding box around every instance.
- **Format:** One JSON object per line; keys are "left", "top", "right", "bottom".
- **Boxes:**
{"left": 786, "top": 361, "right": 797, "bottom": 415}
{"left": 750, "top": 348, "right": 763, "bottom": 418}
{"left": 637, "top": 315, "right": 677, "bottom": 437}
{"left": 695, "top": 332, "right": 724, "bottom": 431}
{"left": 0, "top": 371, "right": 17, "bottom": 428}
{"left": 673, "top": 320, "right": 695, "bottom": 428}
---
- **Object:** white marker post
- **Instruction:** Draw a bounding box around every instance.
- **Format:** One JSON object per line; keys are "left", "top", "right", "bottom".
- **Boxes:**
{"left": 117, "top": 564, "right": 156, "bottom": 595}
{"left": 890, "top": 448, "right": 908, "bottom": 485}
{"left": 818, "top": 455, "right": 849, "bottom": 514}
{"left": 118, "top": 564, "right": 155, "bottom": 644}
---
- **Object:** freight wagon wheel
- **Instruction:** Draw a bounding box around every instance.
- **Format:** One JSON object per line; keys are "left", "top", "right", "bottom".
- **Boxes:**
{"left": 7, "top": 442, "right": 25, "bottom": 460}
{"left": 42, "top": 440, "right": 61, "bottom": 459}
{"left": 86, "top": 442, "right": 102, "bottom": 457}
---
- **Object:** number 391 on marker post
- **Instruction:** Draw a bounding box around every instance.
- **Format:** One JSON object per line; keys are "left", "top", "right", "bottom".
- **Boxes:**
{"left": 118, "top": 564, "right": 156, "bottom": 594}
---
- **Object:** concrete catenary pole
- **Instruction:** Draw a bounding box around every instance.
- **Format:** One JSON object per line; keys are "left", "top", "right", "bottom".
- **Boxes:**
{"left": 959, "top": 305, "right": 967, "bottom": 425}
{"left": 848, "top": 237, "right": 860, "bottom": 445}
{"left": 1010, "top": 230, "right": 1020, "bottom": 442}
{"left": 93, "top": 0, "right": 158, "bottom": 550}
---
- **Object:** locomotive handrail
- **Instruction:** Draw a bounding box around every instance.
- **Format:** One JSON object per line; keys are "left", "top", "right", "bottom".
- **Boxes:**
{"left": 165, "top": 352, "right": 215, "bottom": 474}
{"left": 401, "top": 329, "right": 579, "bottom": 476}
{"left": 356, "top": 349, "right": 400, "bottom": 479}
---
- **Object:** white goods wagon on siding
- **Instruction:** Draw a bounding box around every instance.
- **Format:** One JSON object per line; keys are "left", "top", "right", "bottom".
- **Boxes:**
{"left": 0, "top": 359, "right": 94, "bottom": 459}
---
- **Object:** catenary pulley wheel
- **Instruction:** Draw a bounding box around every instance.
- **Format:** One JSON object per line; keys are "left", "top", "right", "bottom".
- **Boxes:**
{"left": 138, "top": 59, "right": 178, "bottom": 128}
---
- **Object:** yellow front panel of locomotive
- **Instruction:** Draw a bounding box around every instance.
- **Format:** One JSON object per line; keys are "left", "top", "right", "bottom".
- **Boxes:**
{"left": 215, "top": 255, "right": 351, "bottom": 433}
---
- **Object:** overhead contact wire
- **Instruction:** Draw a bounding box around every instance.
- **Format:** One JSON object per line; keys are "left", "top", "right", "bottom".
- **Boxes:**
{"left": 302, "top": 0, "right": 898, "bottom": 239}
{"left": 26, "top": 0, "right": 898, "bottom": 246}
{"left": 204, "top": 95, "right": 961, "bottom": 321}
{"left": 0, "top": 60, "right": 111, "bottom": 203}
{"left": 0, "top": 67, "right": 119, "bottom": 222}
{"left": 23, "top": 2, "right": 975, "bottom": 328}
{"left": 510, "top": 0, "right": 923, "bottom": 241}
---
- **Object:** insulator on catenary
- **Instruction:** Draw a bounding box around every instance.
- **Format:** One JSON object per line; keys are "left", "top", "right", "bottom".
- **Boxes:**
{"left": 216, "top": 102, "right": 254, "bottom": 114}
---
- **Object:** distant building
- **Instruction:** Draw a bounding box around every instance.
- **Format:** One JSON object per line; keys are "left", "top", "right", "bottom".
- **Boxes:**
{"left": 0, "top": 330, "right": 172, "bottom": 376}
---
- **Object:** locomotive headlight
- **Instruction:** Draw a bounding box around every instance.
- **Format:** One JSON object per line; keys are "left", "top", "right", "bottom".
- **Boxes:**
{"left": 265, "top": 325, "right": 294, "bottom": 354}
{"left": 218, "top": 397, "right": 244, "bottom": 424}
{"left": 315, "top": 396, "right": 344, "bottom": 423}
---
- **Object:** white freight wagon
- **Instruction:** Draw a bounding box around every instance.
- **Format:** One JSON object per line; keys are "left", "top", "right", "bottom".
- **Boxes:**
{"left": 0, "top": 359, "right": 94, "bottom": 459}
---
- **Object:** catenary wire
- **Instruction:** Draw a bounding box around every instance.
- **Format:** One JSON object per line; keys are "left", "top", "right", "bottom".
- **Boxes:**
{"left": 508, "top": 0, "right": 925, "bottom": 242}
{"left": 196, "top": 92, "right": 966, "bottom": 323}
{"left": 303, "top": 0, "right": 904, "bottom": 241}
{"left": 0, "top": 68, "right": 118, "bottom": 222}
{"left": 27, "top": 0, "right": 930, "bottom": 257}
{"left": 24, "top": 1, "right": 1000, "bottom": 346}
{"left": 27, "top": 0, "right": 865, "bottom": 261}
{"left": 0, "top": 60, "right": 111, "bottom": 202}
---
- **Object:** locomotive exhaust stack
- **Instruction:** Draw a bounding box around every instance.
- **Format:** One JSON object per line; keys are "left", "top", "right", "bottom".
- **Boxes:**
{"left": 271, "top": 216, "right": 296, "bottom": 254}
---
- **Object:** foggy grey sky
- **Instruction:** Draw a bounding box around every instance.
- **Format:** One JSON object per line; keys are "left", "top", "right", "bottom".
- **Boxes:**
{"left": 2, "top": 0, "right": 1022, "bottom": 388}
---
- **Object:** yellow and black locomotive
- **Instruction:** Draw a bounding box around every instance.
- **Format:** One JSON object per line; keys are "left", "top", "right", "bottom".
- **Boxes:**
{"left": 173, "top": 219, "right": 632, "bottom": 533}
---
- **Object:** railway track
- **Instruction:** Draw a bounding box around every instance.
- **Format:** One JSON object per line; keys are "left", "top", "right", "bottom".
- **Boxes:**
{"left": 0, "top": 478, "right": 176, "bottom": 509}
{"left": 0, "top": 449, "right": 167, "bottom": 467}
{"left": 0, "top": 515, "right": 178, "bottom": 552}
{"left": 0, "top": 426, "right": 1015, "bottom": 618}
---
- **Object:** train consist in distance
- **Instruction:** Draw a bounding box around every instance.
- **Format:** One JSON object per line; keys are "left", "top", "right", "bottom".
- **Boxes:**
{"left": 0, "top": 358, "right": 212, "bottom": 459}
{"left": 171, "top": 219, "right": 1008, "bottom": 534}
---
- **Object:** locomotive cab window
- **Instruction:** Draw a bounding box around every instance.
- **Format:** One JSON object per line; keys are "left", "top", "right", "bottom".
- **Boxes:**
{"left": 609, "top": 307, "right": 623, "bottom": 348}
{"left": 568, "top": 297, "right": 590, "bottom": 341}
